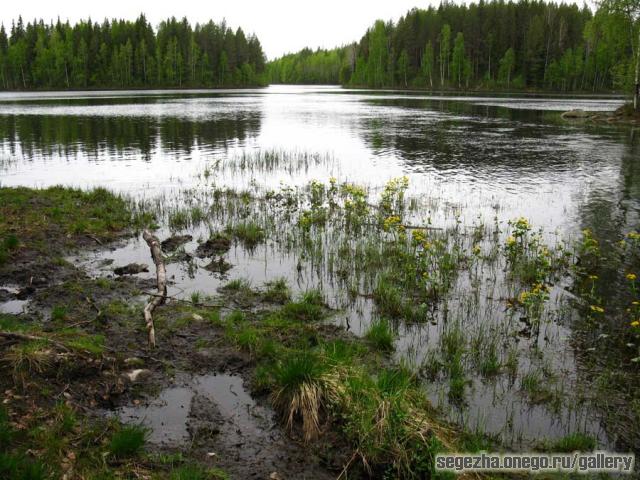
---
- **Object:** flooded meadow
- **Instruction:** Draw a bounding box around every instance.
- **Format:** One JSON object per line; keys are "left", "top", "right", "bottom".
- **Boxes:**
{"left": 1, "top": 86, "right": 638, "bottom": 463}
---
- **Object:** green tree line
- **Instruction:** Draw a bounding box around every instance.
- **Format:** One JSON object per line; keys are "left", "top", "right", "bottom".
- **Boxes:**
{"left": 0, "top": 15, "right": 267, "bottom": 89}
{"left": 268, "top": 0, "right": 638, "bottom": 93}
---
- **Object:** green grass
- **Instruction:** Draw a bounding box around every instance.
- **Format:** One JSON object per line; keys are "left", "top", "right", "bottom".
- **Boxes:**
{"left": 270, "top": 350, "right": 328, "bottom": 440}
{"left": 170, "top": 464, "right": 229, "bottom": 480}
{"left": 365, "top": 318, "right": 396, "bottom": 352}
{"left": 220, "top": 278, "right": 253, "bottom": 293}
{"left": 551, "top": 432, "right": 596, "bottom": 452}
{"left": 108, "top": 424, "right": 148, "bottom": 458}
{"left": 262, "top": 277, "right": 291, "bottom": 304}
{"left": 280, "top": 298, "right": 325, "bottom": 322}
{"left": 0, "top": 406, "right": 13, "bottom": 450}
{"left": 0, "top": 453, "right": 47, "bottom": 480}
{"left": 64, "top": 333, "right": 106, "bottom": 355}
{"left": 0, "top": 186, "right": 152, "bottom": 248}
{"left": 228, "top": 221, "right": 265, "bottom": 248}
{"left": 50, "top": 306, "right": 67, "bottom": 322}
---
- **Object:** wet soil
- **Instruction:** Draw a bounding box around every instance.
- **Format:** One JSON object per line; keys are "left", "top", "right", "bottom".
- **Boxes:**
{"left": 0, "top": 230, "right": 341, "bottom": 478}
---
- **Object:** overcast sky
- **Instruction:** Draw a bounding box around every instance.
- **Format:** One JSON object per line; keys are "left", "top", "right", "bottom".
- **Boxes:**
{"left": 0, "top": 0, "right": 436, "bottom": 60}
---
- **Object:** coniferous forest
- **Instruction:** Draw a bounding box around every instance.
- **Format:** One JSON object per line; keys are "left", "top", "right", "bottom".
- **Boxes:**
{"left": 0, "top": 15, "right": 267, "bottom": 89}
{"left": 268, "top": 0, "right": 639, "bottom": 92}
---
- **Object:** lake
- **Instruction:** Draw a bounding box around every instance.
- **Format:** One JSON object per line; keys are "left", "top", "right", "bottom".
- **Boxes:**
{"left": 1, "top": 85, "right": 638, "bottom": 452}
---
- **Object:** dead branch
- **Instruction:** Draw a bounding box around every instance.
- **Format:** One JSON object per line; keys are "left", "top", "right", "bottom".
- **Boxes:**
{"left": 0, "top": 331, "right": 70, "bottom": 351}
{"left": 143, "top": 229, "right": 167, "bottom": 348}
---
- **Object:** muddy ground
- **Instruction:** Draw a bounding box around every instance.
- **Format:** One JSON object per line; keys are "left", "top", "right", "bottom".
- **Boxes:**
{"left": 1, "top": 226, "right": 348, "bottom": 478}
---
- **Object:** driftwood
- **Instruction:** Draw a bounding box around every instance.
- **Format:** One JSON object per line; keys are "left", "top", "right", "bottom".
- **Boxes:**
{"left": 143, "top": 229, "right": 167, "bottom": 348}
{"left": 0, "top": 331, "right": 69, "bottom": 350}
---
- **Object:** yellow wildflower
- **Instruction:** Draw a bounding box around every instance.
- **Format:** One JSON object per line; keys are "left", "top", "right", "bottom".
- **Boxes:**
{"left": 631, "top": 321, "right": 640, "bottom": 327}
{"left": 590, "top": 305, "right": 604, "bottom": 313}
{"left": 627, "top": 273, "right": 637, "bottom": 281}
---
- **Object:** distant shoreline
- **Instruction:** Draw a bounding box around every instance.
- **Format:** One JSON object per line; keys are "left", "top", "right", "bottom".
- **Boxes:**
{"left": 0, "top": 85, "right": 628, "bottom": 100}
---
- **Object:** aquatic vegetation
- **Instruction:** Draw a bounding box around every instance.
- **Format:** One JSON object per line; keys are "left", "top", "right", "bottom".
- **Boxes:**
{"left": 262, "top": 278, "right": 292, "bottom": 304}
{"left": 227, "top": 221, "right": 265, "bottom": 248}
{"left": 550, "top": 432, "right": 596, "bottom": 452}
{"left": 365, "top": 318, "right": 396, "bottom": 352}
{"left": 280, "top": 293, "right": 325, "bottom": 323}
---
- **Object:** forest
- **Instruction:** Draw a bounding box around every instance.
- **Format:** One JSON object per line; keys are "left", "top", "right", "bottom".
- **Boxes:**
{"left": 267, "top": 0, "right": 638, "bottom": 92}
{"left": 0, "top": 15, "right": 267, "bottom": 89}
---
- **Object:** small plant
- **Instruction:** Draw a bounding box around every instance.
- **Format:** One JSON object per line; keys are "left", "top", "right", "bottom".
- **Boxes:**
{"left": 551, "top": 432, "right": 596, "bottom": 452}
{"left": 190, "top": 291, "right": 201, "bottom": 305}
{"left": 50, "top": 306, "right": 67, "bottom": 322}
{"left": 263, "top": 278, "right": 291, "bottom": 304}
{"left": 221, "top": 278, "right": 252, "bottom": 293}
{"left": 168, "top": 209, "right": 191, "bottom": 230}
{"left": 280, "top": 297, "right": 324, "bottom": 322}
{"left": 228, "top": 221, "right": 265, "bottom": 248}
{"left": 108, "top": 424, "right": 148, "bottom": 458}
{"left": 271, "top": 351, "right": 328, "bottom": 441}
{"left": 365, "top": 318, "right": 396, "bottom": 352}
{"left": 170, "top": 464, "right": 229, "bottom": 480}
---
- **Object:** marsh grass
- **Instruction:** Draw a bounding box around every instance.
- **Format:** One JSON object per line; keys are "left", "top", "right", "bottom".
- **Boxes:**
{"left": 270, "top": 350, "right": 328, "bottom": 441}
{"left": 0, "top": 186, "right": 152, "bottom": 248}
{"left": 365, "top": 318, "right": 396, "bottom": 352}
{"left": 228, "top": 221, "right": 265, "bottom": 248}
{"left": 262, "top": 278, "right": 291, "bottom": 304}
{"left": 550, "top": 432, "right": 596, "bottom": 452}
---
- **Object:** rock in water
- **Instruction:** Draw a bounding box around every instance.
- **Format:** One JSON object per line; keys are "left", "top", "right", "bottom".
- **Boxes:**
{"left": 196, "top": 234, "right": 231, "bottom": 258}
{"left": 161, "top": 234, "right": 193, "bottom": 252}
{"left": 561, "top": 109, "right": 589, "bottom": 119}
{"left": 114, "top": 263, "right": 149, "bottom": 275}
{"left": 204, "top": 257, "right": 233, "bottom": 274}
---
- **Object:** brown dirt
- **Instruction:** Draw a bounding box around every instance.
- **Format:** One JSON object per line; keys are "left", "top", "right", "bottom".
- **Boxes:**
{"left": 0, "top": 231, "right": 344, "bottom": 479}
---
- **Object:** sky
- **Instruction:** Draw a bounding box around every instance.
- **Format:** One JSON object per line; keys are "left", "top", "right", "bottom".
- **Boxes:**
{"left": 0, "top": 0, "right": 436, "bottom": 60}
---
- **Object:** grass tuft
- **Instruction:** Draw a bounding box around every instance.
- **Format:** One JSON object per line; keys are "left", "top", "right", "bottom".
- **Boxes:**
{"left": 365, "top": 318, "right": 396, "bottom": 352}
{"left": 551, "top": 432, "right": 596, "bottom": 452}
{"left": 271, "top": 351, "right": 328, "bottom": 441}
{"left": 108, "top": 424, "right": 148, "bottom": 458}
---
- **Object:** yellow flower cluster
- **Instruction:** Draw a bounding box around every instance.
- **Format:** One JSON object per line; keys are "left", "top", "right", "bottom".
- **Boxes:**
{"left": 627, "top": 231, "right": 640, "bottom": 241}
{"left": 514, "top": 217, "right": 531, "bottom": 230}
{"left": 631, "top": 321, "right": 640, "bottom": 327}
{"left": 590, "top": 305, "right": 605, "bottom": 313}
{"left": 383, "top": 215, "right": 402, "bottom": 232}
{"left": 627, "top": 273, "right": 637, "bottom": 281}
{"left": 506, "top": 236, "right": 516, "bottom": 246}
{"left": 518, "top": 283, "right": 549, "bottom": 304}
{"left": 518, "top": 291, "right": 531, "bottom": 303}
{"left": 412, "top": 229, "right": 426, "bottom": 244}
{"left": 472, "top": 245, "right": 481, "bottom": 256}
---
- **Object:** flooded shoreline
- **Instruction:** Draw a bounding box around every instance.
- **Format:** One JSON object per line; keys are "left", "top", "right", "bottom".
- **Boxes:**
{"left": 1, "top": 86, "right": 638, "bottom": 476}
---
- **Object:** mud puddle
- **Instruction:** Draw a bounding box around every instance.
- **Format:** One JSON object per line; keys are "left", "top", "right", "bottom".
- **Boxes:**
{"left": 0, "top": 285, "right": 29, "bottom": 314}
{"left": 112, "top": 373, "right": 331, "bottom": 477}
{"left": 115, "top": 373, "right": 275, "bottom": 447}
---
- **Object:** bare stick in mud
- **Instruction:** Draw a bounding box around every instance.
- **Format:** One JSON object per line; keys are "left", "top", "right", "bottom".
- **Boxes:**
{"left": 143, "top": 229, "right": 167, "bottom": 348}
